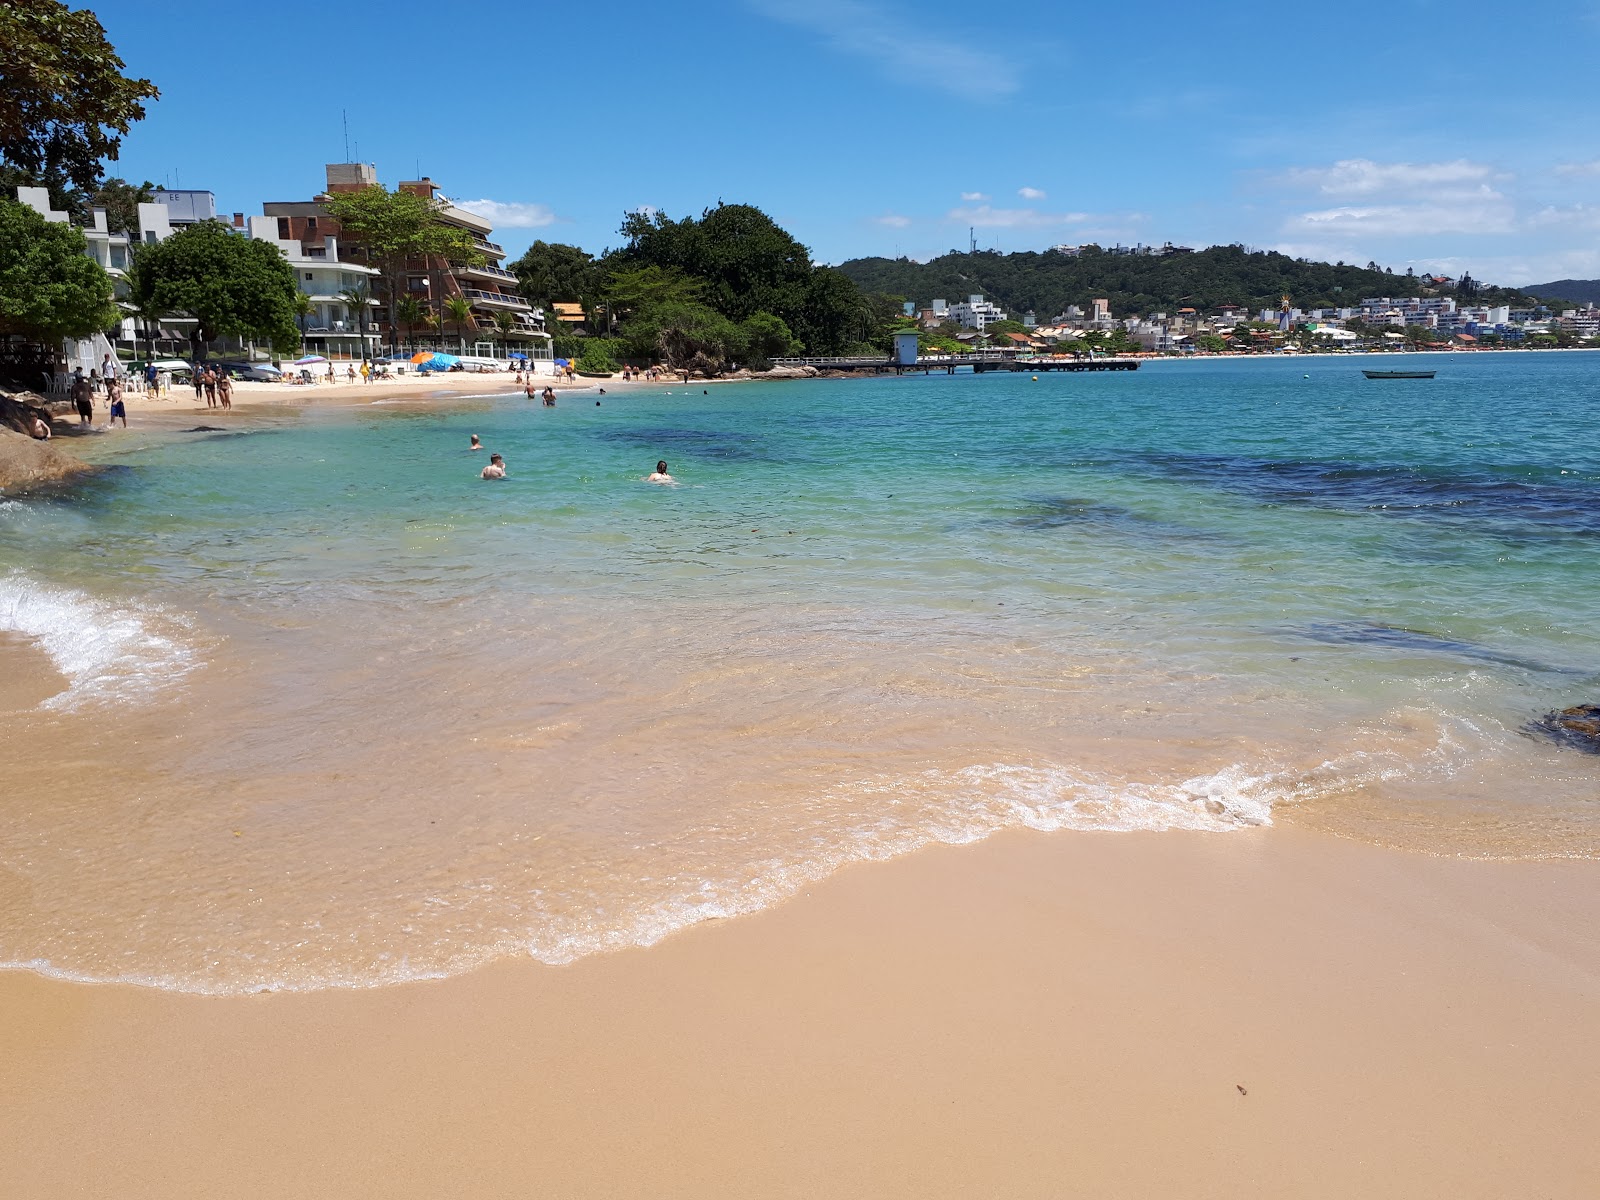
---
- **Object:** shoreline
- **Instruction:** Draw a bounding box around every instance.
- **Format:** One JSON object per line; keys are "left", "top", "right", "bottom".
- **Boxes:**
{"left": 4, "top": 824, "right": 1597, "bottom": 1198}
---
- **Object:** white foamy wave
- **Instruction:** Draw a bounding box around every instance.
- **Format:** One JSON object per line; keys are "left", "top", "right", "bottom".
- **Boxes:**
{"left": 0, "top": 573, "right": 201, "bottom": 709}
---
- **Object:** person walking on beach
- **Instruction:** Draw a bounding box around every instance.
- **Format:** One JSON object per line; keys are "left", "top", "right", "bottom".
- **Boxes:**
{"left": 217, "top": 373, "right": 233, "bottom": 411}
{"left": 145, "top": 361, "right": 158, "bottom": 393}
{"left": 646, "top": 460, "right": 673, "bottom": 484}
{"left": 192, "top": 365, "right": 205, "bottom": 403}
{"left": 72, "top": 370, "right": 94, "bottom": 426}
{"left": 480, "top": 453, "right": 506, "bottom": 480}
{"left": 107, "top": 380, "right": 127, "bottom": 428}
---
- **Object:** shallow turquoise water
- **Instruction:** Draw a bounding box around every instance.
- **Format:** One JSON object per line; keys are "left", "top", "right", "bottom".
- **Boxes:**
{"left": 2, "top": 353, "right": 1598, "bottom": 991}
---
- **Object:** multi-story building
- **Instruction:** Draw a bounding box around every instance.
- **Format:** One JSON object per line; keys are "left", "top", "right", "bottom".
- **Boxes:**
{"left": 262, "top": 164, "right": 549, "bottom": 360}
{"left": 246, "top": 218, "right": 380, "bottom": 360}
{"left": 948, "top": 294, "right": 1007, "bottom": 330}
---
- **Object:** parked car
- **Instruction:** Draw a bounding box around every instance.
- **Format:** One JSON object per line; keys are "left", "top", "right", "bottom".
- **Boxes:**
{"left": 212, "top": 361, "right": 283, "bottom": 382}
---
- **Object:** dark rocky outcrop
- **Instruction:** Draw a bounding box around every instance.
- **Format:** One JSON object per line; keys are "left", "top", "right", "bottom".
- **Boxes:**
{"left": 1529, "top": 705, "right": 1600, "bottom": 755}
{"left": 0, "top": 391, "right": 91, "bottom": 493}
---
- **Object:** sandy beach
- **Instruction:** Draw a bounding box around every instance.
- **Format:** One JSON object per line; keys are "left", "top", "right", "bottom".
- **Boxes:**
{"left": 3, "top": 826, "right": 1596, "bottom": 1198}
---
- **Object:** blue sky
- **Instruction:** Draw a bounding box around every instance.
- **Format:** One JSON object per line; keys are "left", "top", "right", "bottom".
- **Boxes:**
{"left": 94, "top": 1, "right": 1600, "bottom": 284}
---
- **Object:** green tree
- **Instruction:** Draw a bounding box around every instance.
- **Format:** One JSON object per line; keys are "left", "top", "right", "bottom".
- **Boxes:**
{"left": 737, "top": 311, "right": 801, "bottom": 368}
{"left": 603, "top": 265, "right": 705, "bottom": 314}
{"left": 130, "top": 220, "right": 301, "bottom": 361}
{"left": 121, "top": 245, "right": 166, "bottom": 365}
{"left": 320, "top": 184, "right": 484, "bottom": 352}
{"left": 0, "top": 194, "right": 117, "bottom": 342}
{"left": 491, "top": 310, "right": 516, "bottom": 358}
{"left": 1195, "top": 333, "right": 1227, "bottom": 353}
{"left": 509, "top": 240, "right": 597, "bottom": 307}
{"left": 87, "top": 176, "right": 152, "bottom": 234}
{"left": 0, "top": 0, "right": 159, "bottom": 197}
{"left": 443, "top": 294, "right": 473, "bottom": 353}
{"left": 339, "top": 279, "right": 374, "bottom": 362}
{"left": 394, "top": 294, "right": 427, "bottom": 349}
{"left": 292, "top": 292, "right": 314, "bottom": 342}
{"left": 621, "top": 301, "right": 741, "bottom": 374}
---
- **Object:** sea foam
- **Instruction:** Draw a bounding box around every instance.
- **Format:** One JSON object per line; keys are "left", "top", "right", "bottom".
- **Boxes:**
{"left": 0, "top": 572, "right": 200, "bottom": 709}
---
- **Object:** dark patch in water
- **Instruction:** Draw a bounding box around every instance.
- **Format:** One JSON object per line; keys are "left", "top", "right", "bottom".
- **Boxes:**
{"left": 990, "top": 495, "right": 1214, "bottom": 542}
{"left": 1290, "top": 620, "right": 1585, "bottom": 675}
{"left": 601, "top": 426, "right": 771, "bottom": 463}
{"left": 1525, "top": 705, "right": 1600, "bottom": 755}
{"left": 1133, "top": 452, "right": 1600, "bottom": 537}
{"left": 181, "top": 425, "right": 229, "bottom": 432}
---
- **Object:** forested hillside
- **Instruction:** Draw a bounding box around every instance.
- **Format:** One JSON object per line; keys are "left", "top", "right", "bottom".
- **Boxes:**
{"left": 837, "top": 245, "right": 1549, "bottom": 318}
{"left": 1523, "top": 279, "right": 1600, "bottom": 306}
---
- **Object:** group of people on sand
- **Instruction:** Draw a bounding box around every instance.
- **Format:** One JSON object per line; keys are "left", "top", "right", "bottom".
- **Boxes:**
{"left": 190, "top": 365, "right": 234, "bottom": 410}
{"left": 469, "top": 432, "right": 673, "bottom": 486}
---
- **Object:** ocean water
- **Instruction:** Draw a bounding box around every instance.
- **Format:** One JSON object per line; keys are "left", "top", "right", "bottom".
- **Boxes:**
{"left": 2, "top": 353, "right": 1597, "bottom": 993}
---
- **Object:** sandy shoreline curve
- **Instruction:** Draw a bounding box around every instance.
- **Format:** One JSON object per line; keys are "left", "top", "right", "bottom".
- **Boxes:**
{"left": 3, "top": 825, "right": 1597, "bottom": 1198}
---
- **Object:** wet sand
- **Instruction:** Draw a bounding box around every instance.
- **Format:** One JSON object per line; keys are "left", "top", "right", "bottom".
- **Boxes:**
{"left": 4, "top": 825, "right": 1596, "bottom": 1199}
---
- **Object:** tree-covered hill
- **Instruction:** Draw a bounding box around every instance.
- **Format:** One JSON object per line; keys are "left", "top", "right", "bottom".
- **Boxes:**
{"left": 1523, "top": 279, "right": 1600, "bottom": 306}
{"left": 837, "top": 245, "right": 1549, "bottom": 318}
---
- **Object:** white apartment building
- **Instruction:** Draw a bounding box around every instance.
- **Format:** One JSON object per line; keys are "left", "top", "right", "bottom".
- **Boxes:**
{"left": 948, "top": 294, "right": 1007, "bottom": 330}
{"left": 246, "top": 218, "right": 380, "bottom": 359}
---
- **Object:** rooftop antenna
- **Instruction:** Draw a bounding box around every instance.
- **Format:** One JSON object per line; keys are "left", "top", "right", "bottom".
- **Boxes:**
{"left": 342, "top": 109, "right": 350, "bottom": 161}
{"left": 969, "top": 226, "right": 976, "bottom": 254}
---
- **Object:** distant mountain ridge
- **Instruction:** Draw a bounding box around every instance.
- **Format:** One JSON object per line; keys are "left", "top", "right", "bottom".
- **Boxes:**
{"left": 1522, "top": 279, "right": 1600, "bottom": 306}
{"left": 837, "top": 246, "right": 1551, "bottom": 320}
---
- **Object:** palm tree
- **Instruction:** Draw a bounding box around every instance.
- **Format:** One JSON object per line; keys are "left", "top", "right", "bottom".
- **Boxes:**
{"left": 395, "top": 295, "right": 426, "bottom": 351}
{"left": 121, "top": 248, "right": 165, "bottom": 371}
{"left": 293, "top": 293, "right": 315, "bottom": 346}
{"left": 444, "top": 295, "right": 473, "bottom": 354}
{"left": 492, "top": 310, "right": 517, "bottom": 361}
{"left": 339, "top": 280, "right": 374, "bottom": 363}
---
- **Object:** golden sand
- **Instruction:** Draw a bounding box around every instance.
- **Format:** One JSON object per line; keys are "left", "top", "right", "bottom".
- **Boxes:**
{"left": 4, "top": 826, "right": 1596, "bottom": 1198}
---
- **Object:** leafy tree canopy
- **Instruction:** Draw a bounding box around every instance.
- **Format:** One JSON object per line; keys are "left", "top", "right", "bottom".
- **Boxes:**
{"left": 0, "top": 0, "right": 159, "bottom": 196}
{"left": 320, "top": 185, "right": 484, "bottom": 270}
{"left": 0, "top": 195, "right": 117, "bottom": 341}
{"left": 509, "top": 240, "right": 598, "bottom": 308}
{"left": 603, "top": 265, "right": 704, "bottom": 314}
{"left": 88, "top": 176, "right": 152, "bottom": 234}
{"left": 131, "top": 220, "right": 301, "bottom": 355}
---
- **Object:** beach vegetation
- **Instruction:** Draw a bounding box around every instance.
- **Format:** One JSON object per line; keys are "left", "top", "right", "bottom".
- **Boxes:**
{"left": 443, "top": 295, "right": 473, "bottom": 353}
{"left": 491, "top": 310, "right": 517, "bottom": 357}
{"left": 0, "top": 194, "right": 118, "bottom": 343}
{"left": 320, "top": 185, "right": 484, "bottom": 354}
{"left": 394, "top": 294, "right": 429, "bottom": 349}
{"left": 0, "top": 0, "right": 159, "bottom": 200}
{"left": 574, "top": 337, "right": 621, "bottom": 374}
{"left": 86, "top": 176, "right": 153, "bottom": 235}
{"left": 129, "top": 220, "right": 301, "bottom": 360}
{"left": 339, "top": 280, "right": 374, "bottom": 361}
{"left": 509, "top": 240, "right": 600, "bottom": 309}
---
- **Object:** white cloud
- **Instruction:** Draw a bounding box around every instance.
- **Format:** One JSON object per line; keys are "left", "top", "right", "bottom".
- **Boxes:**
{"left": 1286, "top": 194, "right": 1516, "bottom": 237}
{"left": 873, "top": 213, "right": 912, "bottom": 228}
{"left": 748, "top": 0, "right": 1020, "bottom": 100}
{"left": 947, "top": 204, "right": 1090, "bottom": 229}
{"left": 1554, "top": 160, "right": 1600, "bottom": 178}
{"left": 1018, "top": 186, "right": 1047, "bottom": 200}
{"left": 454, "top": 199, "right": 558, "bottom": 228}
{"left": 1528, "top": 204, "right": 1600, "bottom": 231}
{"left": 1281, "top": 158, "right": 1504, "bottom": 197}
{"left": 960, "top": 191, "right": 989, "bottom": 201}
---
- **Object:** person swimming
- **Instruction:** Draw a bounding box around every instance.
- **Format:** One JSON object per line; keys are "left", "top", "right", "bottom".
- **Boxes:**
{"left": 470, "top": 434, "right": 482, "bottom": 451}
{"left": 481, "top": 453, "right": 506, "bottom": 480}
{"left": 645, "top": 459, "right": 674, "bottom": 484}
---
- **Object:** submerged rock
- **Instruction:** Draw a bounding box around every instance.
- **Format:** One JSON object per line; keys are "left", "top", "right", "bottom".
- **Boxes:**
{"left": 1530, "top": 705, "right": 1600, "bottom": 755}
{"left": 182, "top": 425, "right": 228, "bottom": 432}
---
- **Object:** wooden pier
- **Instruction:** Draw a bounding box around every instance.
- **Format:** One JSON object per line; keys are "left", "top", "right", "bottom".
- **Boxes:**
{"left": 772, "top": 355, "right": 1139, "bottom": 375}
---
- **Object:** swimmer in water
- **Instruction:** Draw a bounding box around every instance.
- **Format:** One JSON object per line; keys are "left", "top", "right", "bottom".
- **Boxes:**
{"left": 470, "top": 434, "right": 482, "bottom": 450}
{"left": 645, "top": 459, "right": 674, "bottom": 484}
{"left": 480, "top": 453, "right": 506, "bottom": 479}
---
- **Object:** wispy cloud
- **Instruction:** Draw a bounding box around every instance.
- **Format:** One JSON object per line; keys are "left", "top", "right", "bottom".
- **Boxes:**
{"left": 1528, "top": 204, "right": 1600, "bottom": 231}
{"left": 1554, "top": 159, "right": 1600, "bottom": 178}
{"left": 960, "top": 191, "right": 989, "bottom": 201}
{"left": 1018, "top": 186, "right": 1046, "bottom": 200}
{"left": 748, "top": 0, "right": 1021, "bottom": 100}
{"left": 873, "top": 213, "right": 912, "bottom": 228}
{"left": 1281, "top": 158, "right": 1505, "bottom": 197}
{"left": 455, "top": 199, "right": 558, "bottom": 228}
{"left": 947, "top": 204, "right": 1090, "bottom": 229}
{"left": 1286, "top": 197, "right": 1516, "bottom": 237}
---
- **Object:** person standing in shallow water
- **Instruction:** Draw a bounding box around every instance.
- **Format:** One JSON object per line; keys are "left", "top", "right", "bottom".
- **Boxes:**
{"left": 480, "top": 453, "right": 506, "bottom": 480}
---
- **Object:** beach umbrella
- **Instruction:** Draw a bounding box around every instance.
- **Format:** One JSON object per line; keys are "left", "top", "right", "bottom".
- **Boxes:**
{"left": 410, "top": 351, "right": 434, "bottom": 364}
{"left": 294, "top": 354, "right": 327, "bottom": 365}
{"left": 429, "top": 352, "right": 461, "bottom": 366}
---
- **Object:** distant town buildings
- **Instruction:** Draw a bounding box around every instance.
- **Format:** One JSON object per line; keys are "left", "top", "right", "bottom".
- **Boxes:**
{"left": 947, "top": 294, "right": 1007, "bottom": 330}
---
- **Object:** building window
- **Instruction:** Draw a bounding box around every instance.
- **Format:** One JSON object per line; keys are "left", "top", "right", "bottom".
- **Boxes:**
{"left": 305, "top": 272, "right": 314, "bottom": 281}
{"left": 306, "top": 217, "right": 318, "bottom": 234}
{"left": 277, "top": 217, "right": 291, "bottom": 239}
